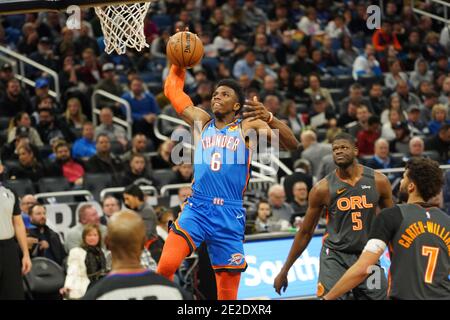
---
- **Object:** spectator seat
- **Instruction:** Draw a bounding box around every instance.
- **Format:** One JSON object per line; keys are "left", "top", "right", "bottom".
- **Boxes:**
{"left": 152, "top": 169, "right": 176, "bottom": 188}
{"left": 4, "top": 178, "right": 35, "bottom": 196}
{"left": 83, "top": 173, "right": 114, "bottom": 201}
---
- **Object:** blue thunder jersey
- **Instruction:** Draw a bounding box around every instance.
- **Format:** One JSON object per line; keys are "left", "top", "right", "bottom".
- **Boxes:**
{"left": 192, "top": 118, "right": 251, "bottom": 201}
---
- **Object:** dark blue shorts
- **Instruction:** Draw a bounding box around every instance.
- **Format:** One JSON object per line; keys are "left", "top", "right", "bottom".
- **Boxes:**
{"left": 171, "top": 194, "right": 247, "bottom": 273}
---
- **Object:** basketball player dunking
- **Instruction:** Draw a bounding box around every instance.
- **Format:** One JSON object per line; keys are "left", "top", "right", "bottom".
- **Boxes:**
{"left": 324, "top": 158, "right": 450, "bottom": 300}
{"left": 274, "top": 133, "right": 394, "bottom": 300}
{"left": 157, "top": 64, "right": 299, "bottom": 300}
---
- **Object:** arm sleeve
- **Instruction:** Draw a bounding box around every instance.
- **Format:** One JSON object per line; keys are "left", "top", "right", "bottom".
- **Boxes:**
{"left": 164, "top": 65, "right": 194, "bottom": 114}
{"left": 369, "top": 206, "right": 403, "bottom": 244}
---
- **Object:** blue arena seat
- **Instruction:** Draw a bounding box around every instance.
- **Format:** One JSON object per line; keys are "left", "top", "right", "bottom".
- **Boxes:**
{"left": 151, "top": 14, "right": 173, "bottom": 30}
{"left": 139, "top": 71, "right": 162, "bottom": 83}
{"left": 336, "top": 75, "right": 355, "bottom": 90}
{"left": 0, "top": 117, "right": 10, "bottom": 130}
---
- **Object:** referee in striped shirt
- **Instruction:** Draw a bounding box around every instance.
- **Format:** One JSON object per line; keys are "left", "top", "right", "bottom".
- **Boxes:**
{"left": 0, "top": 184, "right": 32, "bottom": 299}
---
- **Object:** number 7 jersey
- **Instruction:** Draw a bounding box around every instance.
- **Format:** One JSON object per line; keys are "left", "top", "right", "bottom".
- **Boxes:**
{"left": 192, "top": 118, "right": 251, "bottom": 201}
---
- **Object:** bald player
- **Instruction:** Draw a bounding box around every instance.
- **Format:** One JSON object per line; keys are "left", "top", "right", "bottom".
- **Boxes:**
{"left": 83, "top": 211, "right": 190, "bottom": 300}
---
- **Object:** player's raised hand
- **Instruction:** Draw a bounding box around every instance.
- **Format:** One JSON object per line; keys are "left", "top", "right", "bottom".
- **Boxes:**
{"left": 273, "top": 271, "right": 288, "bottom": 295}
{"left": 242, "top": 96, "right": 271, "bottom": 122}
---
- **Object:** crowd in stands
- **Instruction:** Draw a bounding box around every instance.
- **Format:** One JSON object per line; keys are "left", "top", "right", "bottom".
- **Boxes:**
{"left": 1, "top": 2, "right": 450, "bottom": 292}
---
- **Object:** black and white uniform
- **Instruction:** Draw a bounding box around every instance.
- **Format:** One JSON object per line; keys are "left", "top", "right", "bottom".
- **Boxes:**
{"left": 83, "top": 270, "right": 192, "bottom": 300}
{"left": 0, "top": 185, "right": 24, "bottom": 299}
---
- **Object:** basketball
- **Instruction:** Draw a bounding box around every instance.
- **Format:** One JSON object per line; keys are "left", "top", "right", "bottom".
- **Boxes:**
{"left": 166, "top": 31, "right": 204, "bottom": 69}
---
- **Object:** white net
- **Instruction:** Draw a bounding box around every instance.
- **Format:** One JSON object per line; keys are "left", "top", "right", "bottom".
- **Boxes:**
{"left": 95, "top": 2, "right": 151, "bottom": 55}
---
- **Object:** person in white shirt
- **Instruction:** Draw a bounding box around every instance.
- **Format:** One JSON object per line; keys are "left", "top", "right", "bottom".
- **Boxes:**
{"left": 297, "top": 7, "right": 323, "bottom": 36}
{"left": 352, "top": 44, "right": 382, "bottom": 80}
{"left": 212, "top": 25, "right": 236, "bottom": 54}
{"left": 381, "top": 109, "right": 402, "bottom": 141}
{"left": 325, "top": 15, "right": 350, "bottom": 39}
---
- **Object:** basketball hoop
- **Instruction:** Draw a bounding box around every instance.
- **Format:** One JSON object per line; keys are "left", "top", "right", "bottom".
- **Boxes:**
{"left": 94, "top": 2, "right": 151, "bottom": 55}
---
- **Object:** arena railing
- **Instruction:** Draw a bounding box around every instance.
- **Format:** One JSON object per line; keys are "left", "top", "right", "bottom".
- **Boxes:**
{"left": 411, "top": 0, "right": 450, "bottom": 24}
{"left": 246, "top": 177, "right": 277, "bottom": 194}
{"left": 35, "top": 190, "right": 94, "bottom": 202}
{"left": 245, "top": 228, "right": 325, "bottom": 242}
{"left": 377, "top": 164, "right": 450, "bottom": 175}
{"left": 154, "top": 114, "right": 194, "bottom": 150}
{"left": 160, "top": 183, "right": 191, "bottom": 197}
{"left": 91, "top": 89, "right": 133, "bottom": 140}
{"left": 0, "top": 55, "right": 17, "bottom": 73}
{"left": 99, "top": 185, "right": 158, "bottom": 201}
{"left": 0, "top": 45, "right": 60, "bottom": 100}
{"left": 271, "top": 154, "right": 293, "bottom": 176}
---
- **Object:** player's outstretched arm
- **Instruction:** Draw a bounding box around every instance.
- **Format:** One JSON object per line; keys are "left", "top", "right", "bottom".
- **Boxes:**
{"left": 273, "top": 179, "right": 329, "bottom": 295}
{"left": 243, "top": 97, "right": 300, "bottom": 151}
{"left": 164, "top": 64, "right": 210, "bottom": 128}
{"left": 375, "top": 171, "right": 394, "bottom": 210}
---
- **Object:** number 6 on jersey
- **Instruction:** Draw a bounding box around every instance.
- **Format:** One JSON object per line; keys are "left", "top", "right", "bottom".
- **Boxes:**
{"left": 211, "top": 152, "right": 222, "bottom": 172}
